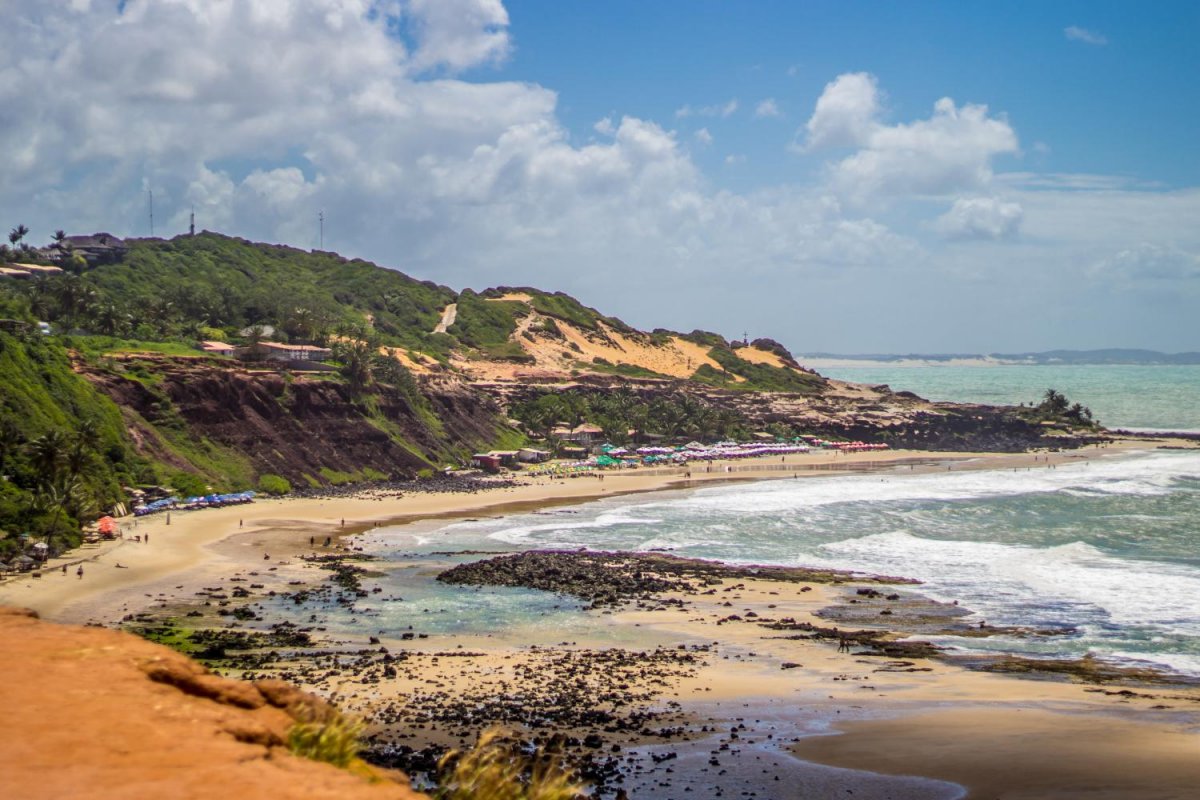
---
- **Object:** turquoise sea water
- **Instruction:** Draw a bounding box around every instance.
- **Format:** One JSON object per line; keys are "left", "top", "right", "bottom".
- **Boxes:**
{"left": 815, "top": 363, "right": 1200, "bottom": 432}
{"left": 283, "top": 365, "right": 1200, "bottom": 677}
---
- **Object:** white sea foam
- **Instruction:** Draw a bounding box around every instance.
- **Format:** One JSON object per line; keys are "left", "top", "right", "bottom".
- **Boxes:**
{"left": 815, "top": 532, "right": 1200, "bottom": 639}
{"left": 488, "top": 511, "right": 663, "bottom": 545}
{"left": 668, "top": 450, "right": 1200, "bottom": 516}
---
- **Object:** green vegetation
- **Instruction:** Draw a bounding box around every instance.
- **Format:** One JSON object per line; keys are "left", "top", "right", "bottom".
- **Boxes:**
{"left": 1022, "top": 388, "right": 1099, "bottom": 428}
{"left": 481, "top": 286, "right": 632, "bottom": 334}
{"left": 0, "top": 329, "right": 145, "bottom": 557}
{"left": 257, "top": 474, "right": 292, "bottom": 495}
{"left": 0, "top": 227, "right": 822, "bottom": 551}
{"left": 510, "top": 388, "right": 748, "bottom": 447}
{"left": 706, "top": 347, "right": 824, "bottom": 393}
{"left": 435, "top": 728, "right": 585, "bottom": 800}
{"left": 586, "top": 357, "right": 670, "bottom": 380}
{"left": 449, "top": 290, "right": 531, "bottom": 361}
{"left": 287, "top": 714, "right": 366, "bottom": 770}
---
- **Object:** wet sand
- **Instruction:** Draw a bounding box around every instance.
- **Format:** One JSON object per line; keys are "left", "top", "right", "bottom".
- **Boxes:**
{"left": 4, "top": 439, "right": 1197, "bottom": 798}
{"left": 0, "top": 444, "right": 1115, "bottom": 623}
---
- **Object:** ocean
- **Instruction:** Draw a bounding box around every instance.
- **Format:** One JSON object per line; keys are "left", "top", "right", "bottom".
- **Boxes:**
{"left": 816, "top": 363, "right": 1200, "bottom": 434}
{"left": 295, "top": 365, "right": 1200, "bottom": 677}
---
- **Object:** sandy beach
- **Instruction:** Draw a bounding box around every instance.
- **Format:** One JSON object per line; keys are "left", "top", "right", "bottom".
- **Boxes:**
{"left": 0, "top": 444, "right": 1101, "bottom": 623}
{"left": 3, "top": 439, "right": 1197, "bottom": 799}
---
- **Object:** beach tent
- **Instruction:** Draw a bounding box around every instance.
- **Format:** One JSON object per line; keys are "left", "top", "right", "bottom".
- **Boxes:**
{"left": 97, "top": 516, "right": 117, "bottom": 537}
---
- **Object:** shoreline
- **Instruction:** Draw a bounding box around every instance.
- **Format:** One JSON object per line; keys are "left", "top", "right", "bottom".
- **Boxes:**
{"left": 4, "top": 439, "right": 1199, "bottom": 798}
{"left": 0, "top": 443, "right": 1116, "bottom": 624}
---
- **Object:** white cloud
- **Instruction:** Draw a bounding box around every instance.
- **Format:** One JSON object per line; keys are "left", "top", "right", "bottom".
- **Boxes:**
{"left": 835, "top": 98, "right": 1017, "bottom": 197}
{"left": 1091, "top": 244, "right": 1200, "bottom": 281}
{"left": 754, "top": 98, "right": 781, "bottom": 118}
{"left": 1065, "top": 26, "right": 1108, "bottom": 46}
{"left": 694, "top": 128, "right": 713, "bottom": 145}
{"left": 801, "top": 72, "right": 881, "bottom": 150}
{"left": 406, "top": 0, "right": 512, "bottom": 73}
{"left": 800, "top": 74, "right": 1017, "bottom": 201}
{"left": 675, "top": 98, "right": 739, "bottom": 119}
{"left": 934, "top": 196, "right": 1023, "bottom": 240}
{"left": 2, "top": 3, "right": 1195, "bottom": 351}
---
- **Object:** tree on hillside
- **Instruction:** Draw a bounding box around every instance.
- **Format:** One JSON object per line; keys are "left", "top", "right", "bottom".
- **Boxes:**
{"left": 333, "top": 336, "right": 376, "bottom": 396}
{"left": 53, "top": 229, "right": 66, "bottom": 244}
{"left": 53, "top": 276, "right": 98, "bottom": 329}
{"left": 1040, "top": 388, "right": 1069, "bottom": 415}
{"left": 8, "top": 224, "right": 29, "bottom": 250}
{"left": 28, "top": 430, "right": 68, "bottom": 489}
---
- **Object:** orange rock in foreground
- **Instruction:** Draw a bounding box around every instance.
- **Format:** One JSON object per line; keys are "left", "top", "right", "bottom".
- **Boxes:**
{"left": 0, "top": 607, "right": 425, "bottom": 800}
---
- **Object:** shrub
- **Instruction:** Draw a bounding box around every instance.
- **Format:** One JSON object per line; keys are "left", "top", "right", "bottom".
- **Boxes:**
{"left": 170, "top": 471, "right": 209, "bottom": 497}
{"left": 435, "top": 727, "right": 585, "bottom": 800}
{"left": 257, "top": 474, "right": 291, "bottom": 495}
{"left": 287, "top": 714, "right": 364, "bottom": 769}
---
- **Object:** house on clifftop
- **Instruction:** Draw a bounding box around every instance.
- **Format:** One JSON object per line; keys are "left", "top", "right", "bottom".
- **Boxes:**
{"left": 53, "top": 233, "right": 128, "bottom": 266}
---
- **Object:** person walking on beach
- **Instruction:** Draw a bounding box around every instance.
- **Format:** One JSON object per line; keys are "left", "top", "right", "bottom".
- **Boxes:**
{"left": 76, "top": 565, "right": 83, "bottom": 579}
{"left": 145, "top": 534, "right": 149, "bottom": 544}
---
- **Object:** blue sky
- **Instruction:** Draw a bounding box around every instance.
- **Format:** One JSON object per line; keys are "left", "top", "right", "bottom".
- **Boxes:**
{"left": 3, "top": 1, "right": 1198, "bottom": 353}
{"left": 493, "top": 1, "right": 1199, "bottom": 189}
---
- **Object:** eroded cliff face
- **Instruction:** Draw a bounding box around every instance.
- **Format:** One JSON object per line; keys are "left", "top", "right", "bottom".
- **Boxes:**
{"left": 81, "top": 358, "right": 511, "bottom": 485}
{"left": 0, "top": 606, "right": 424, "bottom": 800}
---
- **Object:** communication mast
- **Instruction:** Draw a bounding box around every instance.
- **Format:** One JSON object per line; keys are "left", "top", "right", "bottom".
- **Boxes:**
{"left": 319, "top": 210, "right": 325, "bottom": 250}
{"left": 148, "top": 190, "right": 155, "bottom": 237}
{"left": 189, "top": 206, "right": 195, "bottom": 236}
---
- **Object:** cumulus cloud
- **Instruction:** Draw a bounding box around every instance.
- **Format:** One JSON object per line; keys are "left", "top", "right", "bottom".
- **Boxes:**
{"left": 934, "top": 196, "right": 1023, "bottom": 240}
{"left": 1065, "top": 26, "right": 1107, "bottom": 46}
{"left": 406, "top": 0, "right": 512, "bottom": 72}
{"left": 801, "top": 72, "right": 881, "bottom": 150}
{"left": 694, "top": 128, "right": 713, "bottom": 145}
{"left": 800, "top": 74, "right": 1018, "bottom": 200}
{"left": 3, "top": 2, "right": 1194, "bottom": 351}
{"left": 754, "top": 98, "right": 781, "bottom": 118}
{"left": 675, "top": 99, "right": 739, "bottom": 119}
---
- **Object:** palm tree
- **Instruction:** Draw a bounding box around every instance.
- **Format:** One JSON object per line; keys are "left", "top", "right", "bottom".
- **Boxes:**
{"left": 28, "top": 430, "right": 68, "bottom": 488}
{"left": 94, "top": 302, "right": 129, "bottom": 336}
{"left": 53, "top": 276, "right": 98, "bottom": 328}
{"left": 333, "top": 337, "right": 376, "bottom": 396}
{"left": 8, "top": 224, "right": 29, "bottom": 249}
{"left": 53, "top": 229, "right": 66, "bottom": 244}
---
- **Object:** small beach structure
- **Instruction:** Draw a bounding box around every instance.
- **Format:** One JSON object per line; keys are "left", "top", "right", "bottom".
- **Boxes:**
{"left": 517, "top": 447, "right": 551, "bottom": 463}
{"left": 97, "top": 516, "right": 118, "bottom": 539}
{"left": 245, "top": 341, "right": 333, "bottom": 362}
{"left": 198, "top": 340, "right": 236, "bottom": 356}
{"left": 471, "top": 453, "right": 502, "bottom": 473}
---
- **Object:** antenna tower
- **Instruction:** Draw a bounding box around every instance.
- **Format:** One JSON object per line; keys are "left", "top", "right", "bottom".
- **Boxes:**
{"left": 189, "top": 206, "right": 195, "bottom": 236}
{"left": 319, "top": 210, "right": 325, "bottom": 250}
{"left": 148, "top": 190, "right": 155, "bottom": 237}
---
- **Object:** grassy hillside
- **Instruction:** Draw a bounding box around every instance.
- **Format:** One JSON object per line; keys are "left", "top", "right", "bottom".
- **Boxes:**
{"left": 0, "top": 230, "right": 827, "bottom": 551}
{"left": 0, "top": 329, "right": 147, "bottom": 556}
{"left": 81, "top": 233, "right": 457, "bottom": 354}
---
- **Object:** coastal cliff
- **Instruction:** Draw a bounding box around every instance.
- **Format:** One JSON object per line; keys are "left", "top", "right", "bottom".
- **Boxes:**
{"left": 79, "top": 357, "right": 512, "bottom": 488}
{"left": 0, "top": 606, "right": 424, "bottom": 800}
{"left": 0, "top": 231, "right": 1104, "bottom": 551}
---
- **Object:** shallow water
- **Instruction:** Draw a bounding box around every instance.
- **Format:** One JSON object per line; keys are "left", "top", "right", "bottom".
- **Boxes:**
{"left": 322, "top": 449, "right": 1200, "bottom": 676}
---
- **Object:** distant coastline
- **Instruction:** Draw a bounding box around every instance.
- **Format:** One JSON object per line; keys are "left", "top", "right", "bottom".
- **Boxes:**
{"left": 802, "top": 348, "right": 1200, "bottom": 368}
